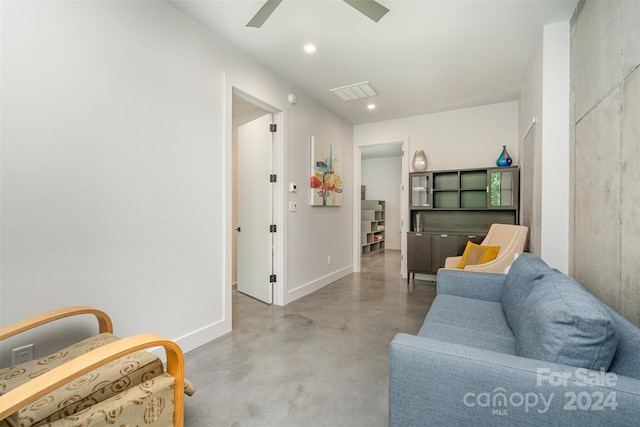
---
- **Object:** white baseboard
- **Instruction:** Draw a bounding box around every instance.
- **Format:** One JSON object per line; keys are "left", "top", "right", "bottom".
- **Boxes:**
{"left": 150, "top": 317, "right": 231, "bottom": 362}
{"left": 151, "top": 267, "right": 354, "bottom": 360}
{"left": 285, "top": 265, "right": 353, "bottom": 305}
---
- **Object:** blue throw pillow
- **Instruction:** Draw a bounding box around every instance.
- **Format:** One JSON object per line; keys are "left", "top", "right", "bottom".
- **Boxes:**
{"left": 502, "top": 254, "right": 618, "bottom": 370}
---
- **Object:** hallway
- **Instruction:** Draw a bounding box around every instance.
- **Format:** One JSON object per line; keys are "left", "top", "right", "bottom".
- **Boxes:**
{"left": 183, "top": 250, "right": 436, "bottom": 427}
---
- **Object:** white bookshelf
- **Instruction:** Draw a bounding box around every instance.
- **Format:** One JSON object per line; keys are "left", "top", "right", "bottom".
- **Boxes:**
{"left": 361, "top": 200, "right": 385, "bottom": 255}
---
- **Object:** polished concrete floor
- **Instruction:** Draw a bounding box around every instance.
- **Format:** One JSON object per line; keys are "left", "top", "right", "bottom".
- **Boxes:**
{"left": 183, "top": 250, "right": 436, "bottom": 427}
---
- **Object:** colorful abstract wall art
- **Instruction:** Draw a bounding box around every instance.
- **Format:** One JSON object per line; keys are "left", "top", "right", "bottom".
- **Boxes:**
{"left": 310, "top": 136, "right": 343, "bottom": 206}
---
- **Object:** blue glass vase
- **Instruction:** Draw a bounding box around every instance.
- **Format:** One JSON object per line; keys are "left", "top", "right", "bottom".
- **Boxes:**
{"left": 496, "top": 145, "right": 512, "bottom": 167}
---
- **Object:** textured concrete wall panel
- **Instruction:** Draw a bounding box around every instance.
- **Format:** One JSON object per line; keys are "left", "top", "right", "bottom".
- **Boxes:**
{"left": 573, "top": 0, "right": 622, "bottom": 121}
{"left": 620, "top": 67, "right": 640, "bottom": 326}
{"left": 574, "top": 87, "right": 621, "bottom": 309}
{"left": 623, "top": 0, "right": 640, "bottom": 76}
{"left": 572, "top": 0, "right": 640, "bottom": 326}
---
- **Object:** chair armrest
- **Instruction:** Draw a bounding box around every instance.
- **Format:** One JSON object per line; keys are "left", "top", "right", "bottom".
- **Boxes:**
{"left": 463, "top": 253, "right": 515, "bottom": 274}
{"left": 0, "top": 334, "right": 185, "bottom": 427}
{"left": 389, "top": 333, "right": 640, "bottom": 427}
{"left": 444, "top": 256, "right": 462, "bottom": 269}
{"left": 436, "top": 269, "right": 506, "bottom": 302}
{"left": 0, "top": 306, "right": 113, "bottom": 340}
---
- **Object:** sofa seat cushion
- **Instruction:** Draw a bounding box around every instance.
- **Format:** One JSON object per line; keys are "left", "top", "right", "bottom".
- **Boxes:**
{"left": 418, "top": 294, "right": 516, "bottom": 355}
{"left": 502, "top": 254, "right": 618, "bottom": 370}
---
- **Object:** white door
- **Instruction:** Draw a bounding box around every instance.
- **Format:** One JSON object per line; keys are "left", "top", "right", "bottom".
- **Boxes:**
{"left": 237, "top": 113, "right": 273, "bottom": 303}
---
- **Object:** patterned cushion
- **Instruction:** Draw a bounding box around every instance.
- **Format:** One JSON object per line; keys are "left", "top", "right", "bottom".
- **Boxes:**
{"left": 47, "top": 373, "right": 176, "bottom": 427}
{"left": 0, "top": 333, "right": 163, "bottom": 427}
{"left": 457, "top": 242, "right": 500, "bottom": 268}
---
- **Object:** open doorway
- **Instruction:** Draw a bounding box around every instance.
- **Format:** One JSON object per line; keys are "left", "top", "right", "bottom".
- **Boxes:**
{"left": 231, "top": 90, "right": 280, "bottom": 305}
{"left": 355, "top": 141, "right": 408, "bottom": 277}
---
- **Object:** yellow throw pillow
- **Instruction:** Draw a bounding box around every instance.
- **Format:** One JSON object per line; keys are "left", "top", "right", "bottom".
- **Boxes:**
{"left": 457, "top": 242, "right": 500, "bottom": 268}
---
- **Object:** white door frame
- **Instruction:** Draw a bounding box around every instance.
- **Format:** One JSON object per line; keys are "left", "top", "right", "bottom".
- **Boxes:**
{"left": 353, "top": 137, "right": 410, "bottom": 277}
{"left": 223, "top": 77, "right": 285, "bottom": 332}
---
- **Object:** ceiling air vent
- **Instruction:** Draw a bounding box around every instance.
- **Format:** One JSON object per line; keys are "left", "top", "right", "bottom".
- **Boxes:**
{"left": 330, "top": 81, "right": 377, "bottom": 101}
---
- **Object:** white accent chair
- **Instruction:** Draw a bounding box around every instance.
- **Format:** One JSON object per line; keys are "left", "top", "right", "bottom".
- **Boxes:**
{"left": 444, "top": 224, "right": 528, "bottom": 273}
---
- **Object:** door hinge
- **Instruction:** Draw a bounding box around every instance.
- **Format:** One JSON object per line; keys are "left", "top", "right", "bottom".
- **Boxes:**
{"left": 269, "top": 274, "right": 277, "bottom": 283}
{"left": 270, "top": 124, "right": 277, "bottom": 133}
{"left": 270, "top": 174, "right": 277, "bottom": 182}
{"left": 270, "top": 224, "right": 277, "bottom": 232}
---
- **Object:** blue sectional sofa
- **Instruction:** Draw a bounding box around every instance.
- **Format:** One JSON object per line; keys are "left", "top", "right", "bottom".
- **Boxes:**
{"left": 389, "top": 253, "right": 640, "bottom": 426}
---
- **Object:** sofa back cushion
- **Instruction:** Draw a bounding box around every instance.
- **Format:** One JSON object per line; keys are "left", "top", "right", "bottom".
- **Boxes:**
{"left": 502, "top": 253, "right": 618, "bottom": 371}
{"left": 502, "top": 252, "right": 548, "bottom": 303}
{"left": 601, "top": 304, "right": 640, "bottom": 379}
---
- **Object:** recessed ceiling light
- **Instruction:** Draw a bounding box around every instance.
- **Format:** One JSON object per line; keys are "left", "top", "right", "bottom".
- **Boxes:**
{"left": 367, "top": 104, "right": 376, "bottom": 110}
{"left": 304, "top": 43, "right": 316, "bottom": 54}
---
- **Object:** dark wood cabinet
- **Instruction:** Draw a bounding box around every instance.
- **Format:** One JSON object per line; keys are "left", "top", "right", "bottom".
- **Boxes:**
{"left": 431, "top": 234, "right": 458, "bottom": 269}
{"left": 457, "top": 234, "right": 485, "bottom": 253}
{"left": 409, "top": 173, "right": 432, "bottom": 209}
{"left": 407, "top": 232, "right": 432, "bottom": 277}
{"left": 407, "top": 166, "right": 519, "bottom": 281}
{"left": 407, "top": 232, "right": 486, "bottom": 282}
{"left": 488, "top": 167, "right": 518, "bottom": 209}
{"left": 410, "top": 166, "right": 518, "bottom": 211}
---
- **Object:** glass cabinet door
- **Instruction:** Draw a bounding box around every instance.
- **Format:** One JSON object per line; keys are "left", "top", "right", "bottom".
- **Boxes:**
{"left": 410, "top": 173, "right": 432, "bottom": 209}
{"left": 489, "top": 168, "right": 516, "bottom": 208}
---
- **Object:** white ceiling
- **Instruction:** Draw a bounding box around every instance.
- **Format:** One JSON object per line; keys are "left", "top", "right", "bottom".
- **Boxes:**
{"left": 169, "top": 0, "right": 577, "bottom": 125}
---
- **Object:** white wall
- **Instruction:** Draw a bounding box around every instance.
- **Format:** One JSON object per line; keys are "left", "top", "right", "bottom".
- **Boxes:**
{"left": 540, "top": 22, "right": 570, "bottom": 273}
{"left": 354, "top": 102, "right": 519, "bottom": 172}
{"left": 1, "top": 0, "right": 352, "bottom": 363}
{"left": 283, "top": 98, "right": 353, "bottom": 304}
{"left": 361, "top": 156, "right": 402, "bottom": 250}
{"left": 519, "top": 21, "right": 570, "bottom": 273}
{"left": 520, "top": 42, "right": 544, "bottom": 258}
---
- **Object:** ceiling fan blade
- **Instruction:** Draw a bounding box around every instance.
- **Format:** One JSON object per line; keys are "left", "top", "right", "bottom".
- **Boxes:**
{"left": 246, "top": 0, "right": 283, "bottom": 28}
{"left": 343, "top": 0, "right": 389, "bottom": 23}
